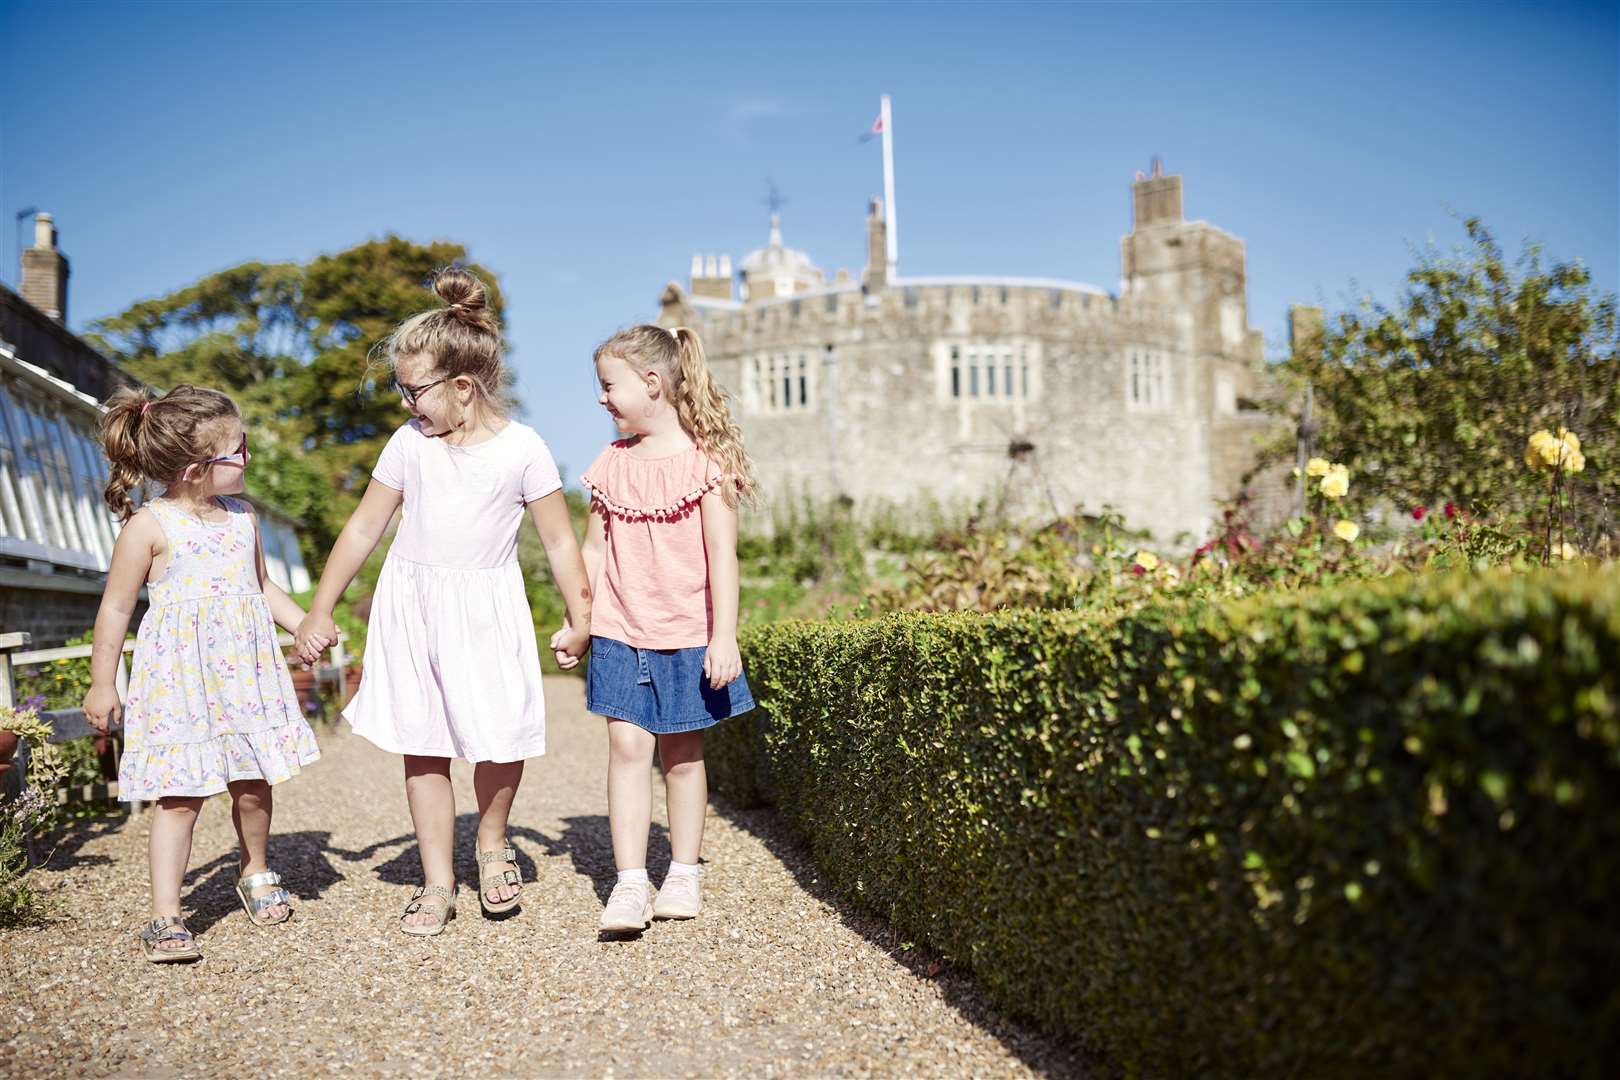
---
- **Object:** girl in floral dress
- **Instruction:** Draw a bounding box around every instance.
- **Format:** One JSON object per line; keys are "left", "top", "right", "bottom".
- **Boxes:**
{"left": 84, "top": 384, "right": 322, "bottom": 962}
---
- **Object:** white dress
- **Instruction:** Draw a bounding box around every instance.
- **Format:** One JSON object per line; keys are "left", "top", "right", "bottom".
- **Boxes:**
{"left": 341, "top": 420, "right": 561, "bottom": 762}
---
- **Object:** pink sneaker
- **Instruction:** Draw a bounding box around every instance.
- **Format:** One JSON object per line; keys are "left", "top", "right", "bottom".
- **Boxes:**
{"left": 653, "top": 872, "right": 702, "bottom": 920}
{"left": 599, "top": 880, "right": 653, "bottom": 932}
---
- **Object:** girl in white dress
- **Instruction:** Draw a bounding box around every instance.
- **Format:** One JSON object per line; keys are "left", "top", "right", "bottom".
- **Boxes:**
{"left": 295, "top": 268, "right": 591, "bottom": 935}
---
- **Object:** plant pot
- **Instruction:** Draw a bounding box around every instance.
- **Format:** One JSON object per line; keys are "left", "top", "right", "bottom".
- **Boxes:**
{"left": 290, "top": 668, "right": 317, "bottom": 697}
{"left": 343, "top": 666, "right": 362, "bottom": 702}
{"left": 0, "top": 729, "right": 19, "bottom": 767}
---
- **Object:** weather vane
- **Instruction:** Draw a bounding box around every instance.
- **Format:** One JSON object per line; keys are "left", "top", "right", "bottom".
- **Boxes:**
{"left": 763, "top": 179, "right": 788, "bottom": 217}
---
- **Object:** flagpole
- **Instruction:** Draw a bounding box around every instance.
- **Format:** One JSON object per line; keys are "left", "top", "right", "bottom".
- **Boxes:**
{"left": 881, "top": 94, "right": 897, "bottom": 280}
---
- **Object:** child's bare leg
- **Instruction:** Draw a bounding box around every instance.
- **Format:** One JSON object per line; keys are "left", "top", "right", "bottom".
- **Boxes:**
{"left": 606, "top": 720, "right": 656, "bottom": 872}
{"left": 228, "top": 779, "right": 288, "bottom": 922}
{"left": 148, "top": 796, "right": 203, "bottom": 950}
{"left": 403, "top": 755, "right": 455, "bottom": 927}
{"left": 657, "top": 731, "right": 707, "bottom": 866}
{"left": 472, "top": 760, "right": 524, "bottom": 904}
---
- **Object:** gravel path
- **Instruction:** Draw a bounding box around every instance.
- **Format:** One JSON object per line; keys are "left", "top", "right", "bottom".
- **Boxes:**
{"left": 2, "top": 677, "right": 1085, "bottom": 1078}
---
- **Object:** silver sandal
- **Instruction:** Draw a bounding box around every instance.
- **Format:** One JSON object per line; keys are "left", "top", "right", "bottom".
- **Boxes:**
{"left": 400, "top": 884, "right": 457, "bottom": 937}
{"left": 235, "top": 870, "right": 292, "bottom": 926}
{"left": 476, "top": 845, "right": 523, "bottom": 915}
{"left": 139, "top": 915, "right": 202, "bottom": 963}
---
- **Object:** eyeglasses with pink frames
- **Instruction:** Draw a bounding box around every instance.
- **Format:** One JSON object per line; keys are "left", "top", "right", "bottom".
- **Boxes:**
{"left": 200, "top": 434, "right": 250, "bottom": 469}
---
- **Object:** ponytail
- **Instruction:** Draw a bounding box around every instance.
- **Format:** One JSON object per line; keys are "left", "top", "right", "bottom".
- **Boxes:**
{"left": 669, "top": 327, "right": 756, "bottom": 509}
{"left": 100, "top": 388, "right": 156, "bottom": 521}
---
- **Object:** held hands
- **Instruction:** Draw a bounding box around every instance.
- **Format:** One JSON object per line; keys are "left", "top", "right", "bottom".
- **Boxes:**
{"left": 294, "top": 612, "right": 339, "bottom": 667}
{"left": 83, "top": 682, "right": 122, "bottom": 735}
{"left": 704, "top": 634, "right": 742, "bottom": 691}
{"left": 550, "top": 618, "right": 590, "bottom": 671}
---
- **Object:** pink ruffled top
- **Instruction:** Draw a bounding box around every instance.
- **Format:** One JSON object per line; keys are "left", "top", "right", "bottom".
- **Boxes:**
{"left": 580, "top": 440, "right": 730, "bottom": 649}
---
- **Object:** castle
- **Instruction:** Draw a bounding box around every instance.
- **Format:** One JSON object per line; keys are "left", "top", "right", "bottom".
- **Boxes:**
{"left": 656, "top": 165, "right": 1287, "bottom": 542}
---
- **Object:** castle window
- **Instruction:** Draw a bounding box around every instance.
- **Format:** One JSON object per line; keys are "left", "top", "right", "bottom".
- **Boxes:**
{"left": 826, "top": 293, "right": 839, "bottom": 313}
{"left": 746, "top": 352, "right": 813, "bottom": 415}
{"left": 1127, "top": 349, "right": 1170, "bottom": 412}
{"left": 971, "top": 286, "right": 980, "bottom": 305}
{"left": 970, "top": 361, "right": 980, "bottom": 397}
{"left": 951, "top": 347, "right": 961, "bottom": 398}
{"left": 986, "top": 363, "right": 996, "bottom": 397}
{"left": 904, "top": 288, "right": 918, "bottom": 310}
{"left": 999, "top": 287, "right": 1009, "bottom": 305}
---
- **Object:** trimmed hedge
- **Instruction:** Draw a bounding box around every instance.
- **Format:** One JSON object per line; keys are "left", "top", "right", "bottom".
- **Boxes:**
{"left": 714, "top": 567, "right": 1620, "bottom": 1078}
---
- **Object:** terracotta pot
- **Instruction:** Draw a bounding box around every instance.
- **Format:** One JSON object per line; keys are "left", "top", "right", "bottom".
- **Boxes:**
{"left": 0, "top": 728, "right": 19, "bottom": 767}
{"left": 290, "top": 668, "right": 317, "bottom": 697}
{"left": 343, "top": 666, "right": 362, "bottom": 700}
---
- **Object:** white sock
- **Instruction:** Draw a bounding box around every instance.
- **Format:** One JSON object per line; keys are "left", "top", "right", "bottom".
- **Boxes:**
{"left": 666, "top": 860, "right": 702, "bottom": 879}
{"left": 616, "top": 868, "right": 648, "bottom": 885}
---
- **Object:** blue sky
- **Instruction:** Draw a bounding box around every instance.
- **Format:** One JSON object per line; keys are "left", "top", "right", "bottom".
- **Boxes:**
{"left": 3, "top": 0, "right": 1616, "bottom": 481}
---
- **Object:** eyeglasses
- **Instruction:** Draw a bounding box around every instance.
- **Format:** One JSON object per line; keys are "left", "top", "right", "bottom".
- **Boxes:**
{"left": 200, "top": 434, "right": 249, "bottom": 469}
{"left": 394, "top": 375, "right": 452, "bottom": 407}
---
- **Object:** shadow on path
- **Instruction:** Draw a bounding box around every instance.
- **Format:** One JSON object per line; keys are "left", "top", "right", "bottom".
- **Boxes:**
{"left": 710, "top": 794, "right": 1092, "bottom": 1079}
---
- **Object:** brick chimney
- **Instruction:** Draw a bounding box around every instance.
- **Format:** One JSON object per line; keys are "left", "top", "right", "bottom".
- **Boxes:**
{"left": 21, "top": 213, "right": 69, "bottom": 322}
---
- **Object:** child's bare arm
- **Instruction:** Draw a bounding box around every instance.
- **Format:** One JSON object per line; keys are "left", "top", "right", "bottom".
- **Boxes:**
{"left": 581, "top": 499, "right": 607, "bottom": 594}
{"left": 296, "top": 480, "right": 402, "bottom": 658}
{"left": 699, "top": 489, "right": 742, "bottom": 689}
{"left": 526, "top": 490, "right": 592, "bottom": 665}
{"left": 246, "top": 506, "right": 307, "bottom": 635}
{"left": 83, "top": 512, "right": 160, "bottom": 732}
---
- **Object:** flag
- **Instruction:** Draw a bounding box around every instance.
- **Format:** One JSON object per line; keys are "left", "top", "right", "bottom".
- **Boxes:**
{"left": 858, "top": 114, "right": 884, "bottom": 143}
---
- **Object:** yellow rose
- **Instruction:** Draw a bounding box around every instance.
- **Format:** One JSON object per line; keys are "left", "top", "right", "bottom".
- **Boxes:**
{"left": 1333, "top": 520, "right": 1360, "bottom": 542}
{"left": 1134, "top": 550, "right": 1159, "bottom": 571}
{"left": 1305, "top": 457, "right": 1331, "bottom": 478}
{"left": 1526, "top": 431, "right": 1551, "bottom": 469}
{"left": 1526, "top": 428, "right": 1583, "bottom": 471}
{"left": 1318, "top": 464, "right": 1349, "bottom": 499}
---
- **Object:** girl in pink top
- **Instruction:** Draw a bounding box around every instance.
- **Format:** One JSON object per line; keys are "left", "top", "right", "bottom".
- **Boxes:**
{"left": 581, "top": 324, "right": 756, "bottom": 933}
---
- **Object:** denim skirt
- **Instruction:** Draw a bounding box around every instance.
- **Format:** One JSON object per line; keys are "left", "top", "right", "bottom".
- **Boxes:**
{"left": 585, "top": 635, "right": 755, "bottom": 734}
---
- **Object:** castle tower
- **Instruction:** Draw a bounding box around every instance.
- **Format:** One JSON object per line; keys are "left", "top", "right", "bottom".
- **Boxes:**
{"left": 862, "top": 197, "right": 887, "bottom": 292}
{"left": 1120, "top": 161, "right": 1250, "bottom": 355}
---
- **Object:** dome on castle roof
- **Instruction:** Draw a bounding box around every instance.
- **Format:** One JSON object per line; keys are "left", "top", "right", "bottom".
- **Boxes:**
{"left": 740, "top": 213, "right": 818, "bottom": 276}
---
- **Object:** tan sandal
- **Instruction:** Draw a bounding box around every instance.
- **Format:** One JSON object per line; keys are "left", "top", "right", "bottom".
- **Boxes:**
{"left": 138, "top": 915, "right": 202, "bottom": 963}
{"left": 476, "top": 845, "right": 522, "bottom": 915}
{"left": 400, "top": 884, "right": 456, "bottom": 937}
{"left": 235, "top": 870, "right": 292, "bottom": 926}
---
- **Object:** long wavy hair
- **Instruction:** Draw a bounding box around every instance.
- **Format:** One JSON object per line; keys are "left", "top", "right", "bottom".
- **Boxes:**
{"left": 594, "top": 324, "right": 758, "bottom": 509}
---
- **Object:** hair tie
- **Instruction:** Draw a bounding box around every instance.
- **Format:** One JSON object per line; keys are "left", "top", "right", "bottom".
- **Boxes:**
{"left": 140, "top": 401, "right": 151, "bottom": 416}
{"left": 668, "top": 326, "right": 682, "bottom": 342}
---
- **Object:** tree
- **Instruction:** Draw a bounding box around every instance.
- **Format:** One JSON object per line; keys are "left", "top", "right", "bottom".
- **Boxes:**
{"left": 1286, "top": 219, "right": 1618, "bottom": 545}
{"left": 89, "top": 237, "right": 507, "bottom": 564}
